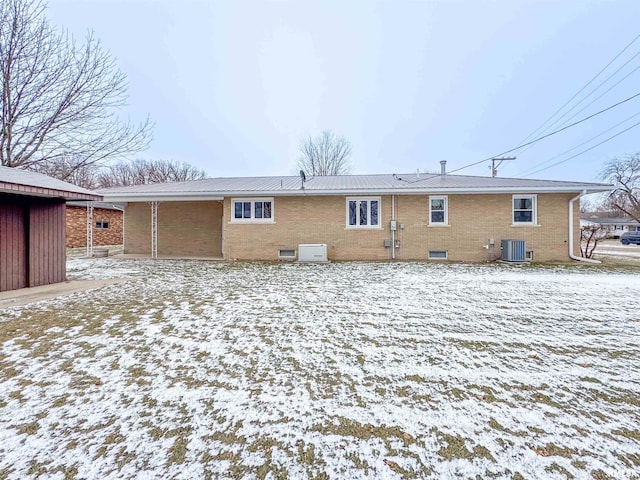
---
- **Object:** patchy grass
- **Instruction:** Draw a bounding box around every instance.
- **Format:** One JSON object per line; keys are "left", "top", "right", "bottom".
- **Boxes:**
{"left": 0, "top": 259, "right": 639, "bottom": 479}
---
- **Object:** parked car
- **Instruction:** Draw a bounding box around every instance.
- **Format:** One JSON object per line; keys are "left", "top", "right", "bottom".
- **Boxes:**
{"left": 620, "top": 231, "right": 640, "bottom": 245}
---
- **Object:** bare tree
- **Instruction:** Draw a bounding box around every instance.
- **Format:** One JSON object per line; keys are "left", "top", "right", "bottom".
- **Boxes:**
{"left": 97, "top": 159, "right": 207, "bottom": 188}
{"left": 28, "top": 154, "right": 98, "bottom": 188}
{"left": 600, "top": 153, "right": 640, "bottom": 222}
{"left": 580, "top": 223, "right": 608, "bottom": 259}
{"left": 0, "top": 0, "right": 152, "bottom": 174}
{"left": 298, "top": 130, "right": 352, "bottom": 176}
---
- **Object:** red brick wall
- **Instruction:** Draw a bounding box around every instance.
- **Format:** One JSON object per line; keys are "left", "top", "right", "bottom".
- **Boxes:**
{"left": 66, "top": 206, "right": 123, "bottom": 248}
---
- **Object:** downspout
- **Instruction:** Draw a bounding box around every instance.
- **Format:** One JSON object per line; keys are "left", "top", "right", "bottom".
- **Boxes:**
{"left": 391, "top": 195, "right": 396, "bottom": 260}
{"left": 569, "top": 190, "right": 600, "bottom": 264}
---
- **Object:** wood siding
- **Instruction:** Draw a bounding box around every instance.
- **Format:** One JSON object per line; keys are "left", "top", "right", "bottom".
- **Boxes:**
{"left": 29, "top": 202, "right": 66, "bottom": 287}
{"left": 0, "top": 203, "right": 27, "bottom": 291}
{"left": 1, "top": 195, "right": 66, "bottom": 292}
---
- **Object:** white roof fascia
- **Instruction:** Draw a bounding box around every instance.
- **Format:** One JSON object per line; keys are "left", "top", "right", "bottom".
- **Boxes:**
{"left": 101, "top": 194, "right": 224, "bottom": 202}
{"left": 288, "top": 187, "right": 612, "bottom": 195}
{"left": 101, "top": 185, "right": 611, "bottom": 202}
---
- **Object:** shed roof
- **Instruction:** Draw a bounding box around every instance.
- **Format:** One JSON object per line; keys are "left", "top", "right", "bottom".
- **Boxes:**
{"left": 98, "top": 172, "right": 612, "bottom": 202}
{"left": 0, "top": 166, "right": 102, "bottom": 201}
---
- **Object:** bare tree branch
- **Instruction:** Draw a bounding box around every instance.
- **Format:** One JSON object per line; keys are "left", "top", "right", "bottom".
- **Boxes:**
{"left": 297, "top": 130, "right": 353, "bottom": 176}
{"left": 27, "top": 154, "right": 98, "bottom": 188}
{"left": 580, "top": 223, "right": 607, "bottom": 259}
{"left": 600, "top": 153, "right": 640, "bottom": 223}
{"left": 0, "top": 0, "right": 152, "bottom": 175}
{"left": 96, "top": 159, "right": 207, "bottom": 188}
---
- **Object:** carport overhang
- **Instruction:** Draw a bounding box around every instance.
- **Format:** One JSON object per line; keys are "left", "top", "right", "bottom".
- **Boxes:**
{"left": 97, "top": 194, "right": 224, "bottom": 259}
{"left": 100, "top": 193, "right": 224, "bottom": 202}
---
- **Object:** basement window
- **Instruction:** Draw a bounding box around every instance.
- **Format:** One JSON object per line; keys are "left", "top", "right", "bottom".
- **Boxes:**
{"left": 231, "top": 198, "right": 274, "bottom": 223}
{"left": 428, "top": 250, "right": 448, "bottom": 260}
{"left": 278, "top": 249, "right": 296, "bottom": 259}
{"left": 95, "top": 221, "right": 109, "bottom": 229}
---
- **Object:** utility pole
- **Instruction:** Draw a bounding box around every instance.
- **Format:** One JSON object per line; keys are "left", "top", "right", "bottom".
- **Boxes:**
{"left": 491, "top": 157, "right": 516, "bottom": 177}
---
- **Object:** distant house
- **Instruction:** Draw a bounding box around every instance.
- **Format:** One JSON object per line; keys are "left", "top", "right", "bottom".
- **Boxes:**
{"left": 66, "top": 202, "right": 124, "bottom": 248}
{"left": 580, "top": 216, "right": 640, "bottom": 238}
{"left": 99, "top": 163, "right": 611, "bottom": 263}
{"left": 0, "top": 166, "right": 101, "bottom": 292}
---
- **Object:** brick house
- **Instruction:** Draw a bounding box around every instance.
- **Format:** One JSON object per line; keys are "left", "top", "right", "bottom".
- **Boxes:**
{"left": 99, "top": 165, "right": 611, "bottom": 263}
{"left": 1, "top": 166, "right": 101, "bottom": 292}
{"left": 66, "top": 202, "right": 124, "bottom": 248}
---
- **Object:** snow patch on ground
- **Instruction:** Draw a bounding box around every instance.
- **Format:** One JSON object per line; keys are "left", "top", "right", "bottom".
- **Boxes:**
{"left": 0, "top": 259, "right": 639, "bottom": 479}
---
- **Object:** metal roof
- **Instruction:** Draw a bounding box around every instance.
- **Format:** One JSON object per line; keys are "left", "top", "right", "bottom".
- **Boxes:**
{"left": 98, "top": 172, "right": 612, "bottom": 202}
{"left": 0, "top": 166, "right": 102, "bottom": 201}
{"left": 67, "top": 201, "right": 125, "bottom": 211}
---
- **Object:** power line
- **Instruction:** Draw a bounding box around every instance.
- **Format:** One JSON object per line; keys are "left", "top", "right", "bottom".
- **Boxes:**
{"left": 517, "top": 110, "right": 640, "bottom": 176}
{"left": 543, "top": 63, "right": 640, "bottom": 133}
{"left": 447, "top": 90, "right": 640, "bottom": 175}
{"left": 523, "top": 119, "right": 640, "bottom": 177}
{"left": 514, "top": 51, "right": 640, "bottom": 157}
{"left": 516, "top": 32, "right": 640, "bottom": 146}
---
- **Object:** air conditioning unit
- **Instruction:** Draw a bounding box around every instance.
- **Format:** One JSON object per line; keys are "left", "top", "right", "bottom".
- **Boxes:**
{"left": 298, "top": 244, "right": 328, "bottom": 262}
{"left": 501, "top": 239, "right": 526, "bottom": 262}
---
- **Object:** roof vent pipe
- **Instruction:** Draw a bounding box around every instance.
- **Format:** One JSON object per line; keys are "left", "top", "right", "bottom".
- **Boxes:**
{"left": 440, "top": 160, "right": 447, "bottom": 177}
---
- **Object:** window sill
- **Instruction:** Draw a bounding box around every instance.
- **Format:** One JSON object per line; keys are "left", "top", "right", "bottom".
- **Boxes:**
{"left": 511, "top": 223, "right": 540, "bottom": 227}
{"left": 345, "top": 226, "right": 383, "bottom": 230}
{"left": 428, "top": 224, "right": 450, "bottom": 227}
{"left": 229, "top": 220, "right": 275, "bottom": 225}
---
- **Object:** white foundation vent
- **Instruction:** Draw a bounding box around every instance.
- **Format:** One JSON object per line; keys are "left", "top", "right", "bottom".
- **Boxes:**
{"left": 298, "top": 244, "right": 328, "bottom": 262}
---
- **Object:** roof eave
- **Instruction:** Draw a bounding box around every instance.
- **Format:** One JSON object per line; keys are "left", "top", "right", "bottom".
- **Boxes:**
{"left": 100, "top": 193, "right": 224, "bottom": 202}
{"left": 0, "top": 182, "right": 102, "bottom": 201}
{"left": 101, "top": 184, "right": 612, "bottom": 202}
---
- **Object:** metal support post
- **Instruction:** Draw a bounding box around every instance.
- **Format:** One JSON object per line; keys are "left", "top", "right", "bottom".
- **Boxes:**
{"left": 86, "top": 202, "right": 94, "bottom": 257}
{"left": 150, "top": 201, "right": 158, "bottom": 259}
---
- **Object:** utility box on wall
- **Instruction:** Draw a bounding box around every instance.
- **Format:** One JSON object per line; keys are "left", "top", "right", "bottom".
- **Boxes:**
{"left": 298, "top": 244, "right": 328, "bottom": 262}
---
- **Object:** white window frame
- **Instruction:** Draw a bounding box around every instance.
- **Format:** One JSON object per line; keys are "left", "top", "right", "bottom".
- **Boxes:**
{"left": 429, "top": 195, "right": 448, "bottom": 226}
{"left": 512, "top": 194, "right": 537, "bottom": 226}
{"left": 346, "top": 197, "right": 381, "bottom": 229}
{"left": 428, "top": 250, "right": 448, "bottom": 260}
{"left": 231, "top": 197, "right": 275, "bottom": 224}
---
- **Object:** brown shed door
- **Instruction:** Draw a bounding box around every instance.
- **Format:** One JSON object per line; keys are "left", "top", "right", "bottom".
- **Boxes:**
{"left": 0, "top": 204, "right": 27, "bottom": 291}
{"left": 29, "top": 202, "right": 66, "bottom": 288}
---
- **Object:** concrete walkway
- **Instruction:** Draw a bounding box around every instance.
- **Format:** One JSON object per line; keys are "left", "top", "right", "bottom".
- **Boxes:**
{"left": 0, "top": 278, "right": 129, "bottom": 308}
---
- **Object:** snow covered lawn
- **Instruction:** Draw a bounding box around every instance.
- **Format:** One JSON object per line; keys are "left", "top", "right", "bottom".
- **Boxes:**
{"left": 1, "top": 259, "right": 639, "bottom": 479}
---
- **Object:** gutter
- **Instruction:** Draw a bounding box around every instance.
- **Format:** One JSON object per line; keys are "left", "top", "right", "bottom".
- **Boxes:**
{"left": 100, "top": 186, "right": 612, "bottom": 203}
{"left": 569, "top": 190, "right": 600, "bottom": 264}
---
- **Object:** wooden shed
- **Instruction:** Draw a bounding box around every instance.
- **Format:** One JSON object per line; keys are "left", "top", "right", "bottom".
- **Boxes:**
{"left": 0, "top": 166, "right": 101, "bottom": 292}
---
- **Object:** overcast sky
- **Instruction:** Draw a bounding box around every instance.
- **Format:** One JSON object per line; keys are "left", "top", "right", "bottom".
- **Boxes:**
{"left": 46, "top": 0, "right": 640, "bottom": 183}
